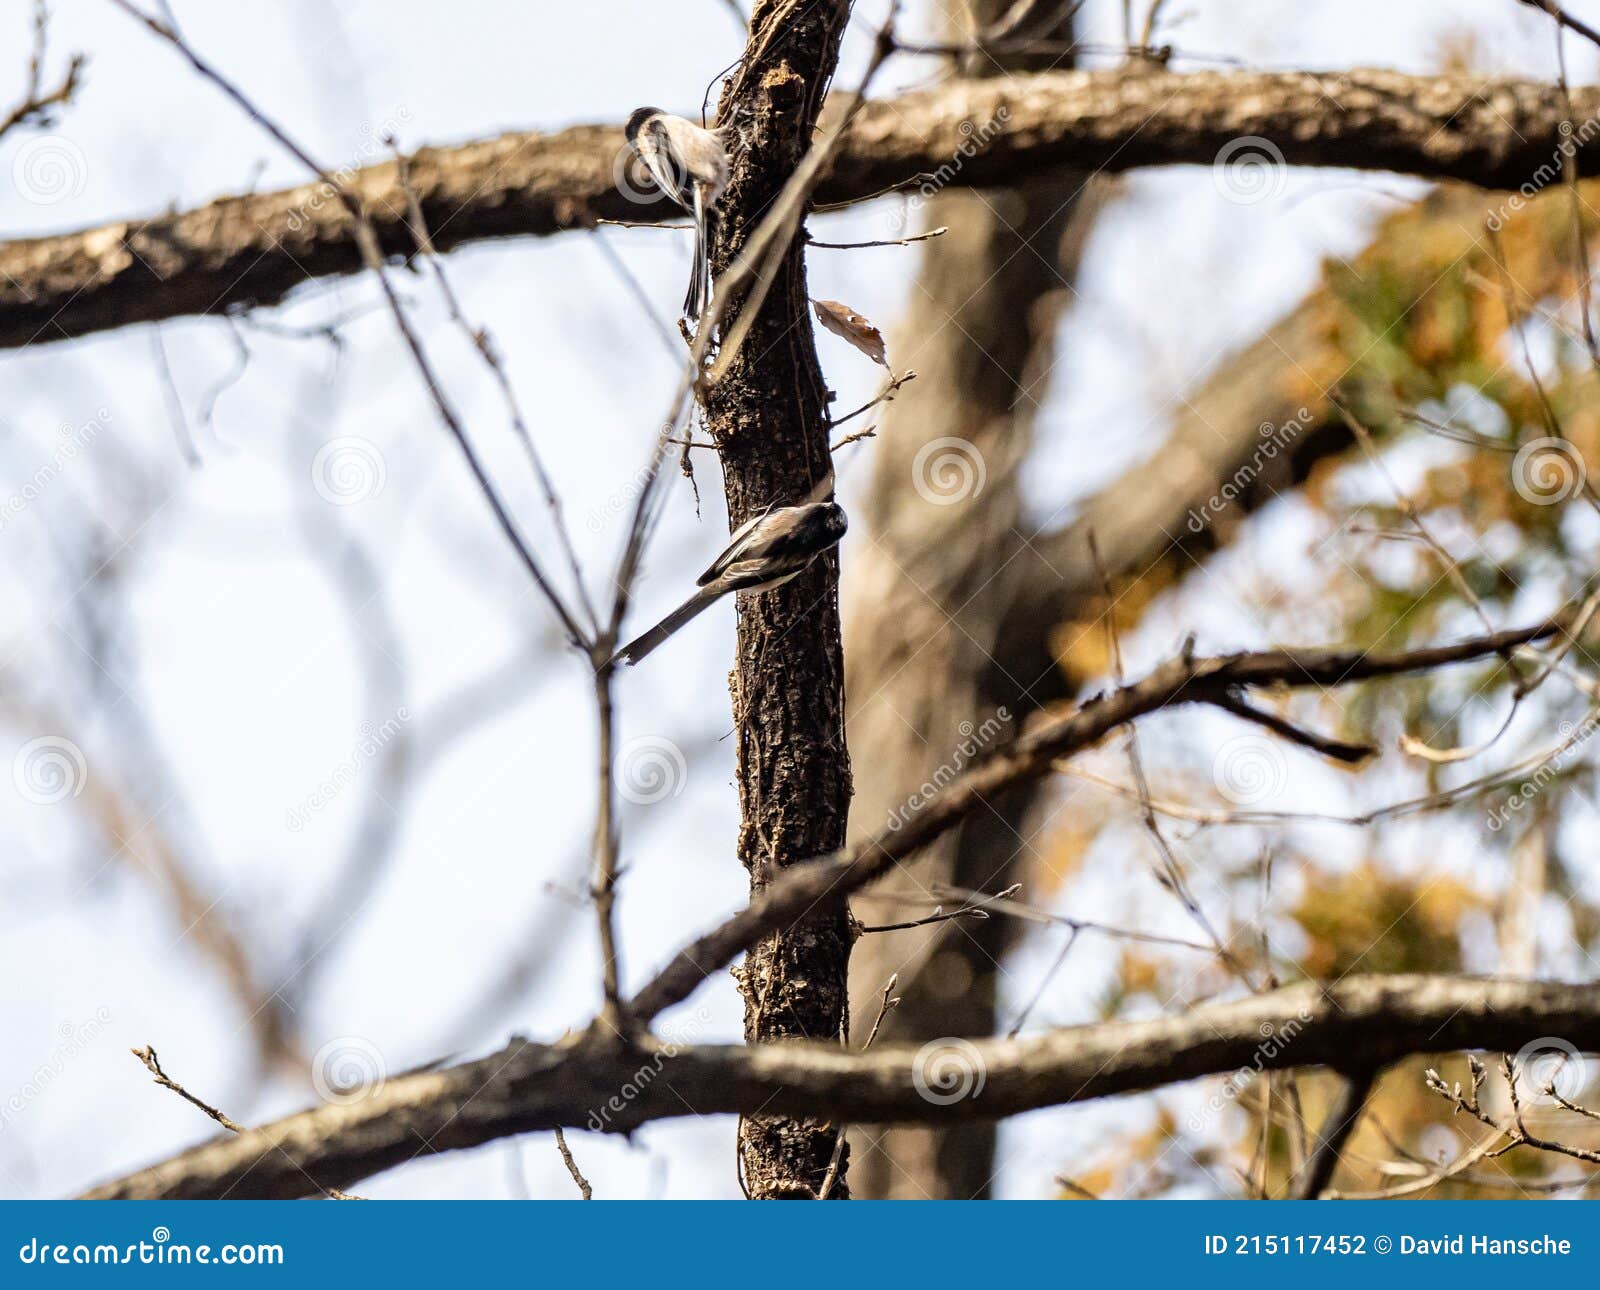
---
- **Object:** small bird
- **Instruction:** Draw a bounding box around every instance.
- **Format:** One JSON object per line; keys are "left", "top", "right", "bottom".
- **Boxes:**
{"left": 624, "top": 107, "right": 731, "bottom": 323}
{"left": 612, "top": 501, "right": 848, "bottom": 666}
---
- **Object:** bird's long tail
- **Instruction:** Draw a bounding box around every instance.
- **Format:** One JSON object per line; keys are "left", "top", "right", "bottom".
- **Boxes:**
{"left": 685, "top": 186, "right": 713, "bottom": 323}
{"left": 613, "top": 587, "right": 720, "bottom": 666}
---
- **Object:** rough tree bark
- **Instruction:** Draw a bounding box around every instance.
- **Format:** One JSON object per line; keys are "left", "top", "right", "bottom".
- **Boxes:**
{"left": 83, "top": 974, "right": 1600, "bottom": 1200}
{"left": 844, "top": 0, "right": 1098, "bottom": 1201}
{"left": 3, "top": 68, "right": 1595, "bottom": 350}
{"left": 701, "top": 0, "right": 857, "bottom": 1200}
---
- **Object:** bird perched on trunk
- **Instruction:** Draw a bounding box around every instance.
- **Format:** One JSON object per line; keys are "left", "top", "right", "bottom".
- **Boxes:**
{"left": 610, "top": 501, "right": 848, "bottom": 666}
{"left": 624, "top": 107, "right": 731, "bottom": 324}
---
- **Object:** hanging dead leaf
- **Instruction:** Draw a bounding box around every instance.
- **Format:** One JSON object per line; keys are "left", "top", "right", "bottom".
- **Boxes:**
{"left": 812, "top": 298, "right": 889, "bottom": 368}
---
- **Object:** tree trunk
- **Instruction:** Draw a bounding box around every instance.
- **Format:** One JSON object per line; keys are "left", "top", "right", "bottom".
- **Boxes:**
{"left": 703, "top": 0, "right": 856, "bottom": 1200}
{"left": 844, "top": 0, "right": 1096, "bottom": 1199}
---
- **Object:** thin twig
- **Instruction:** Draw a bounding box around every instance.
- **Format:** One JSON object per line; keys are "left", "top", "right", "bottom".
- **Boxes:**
{"left": 826, "top": 370, "right": 916, "bottom": 430}
{"left": 0, "top": 2, "right": 84, "bottom": 143}
{"left": 1290, "top": 1067, "right": 1377, "bottom": 1198}
{"left": 817, "top": 975, "right": 898, "bottom": 1199}
{"left": 552, "top": 1128, "right": 593, "bottom": 1199}
{"left": 108, "top": 0, "right": 591, "bottom": 651}
{"left": 807, "top": 227, "right": 948, "bottom": 250}
{"left": 856, "top": 905, "right": 988, "bottom": 933}
{"left": 131, "top": 1046, "right": 358, "bottom": 1199}
{"left": 1519, "top": 0, "right": 1600, "bottom": 51}
{"left": 393, "top": 144, "right": 600, "bottom": 637}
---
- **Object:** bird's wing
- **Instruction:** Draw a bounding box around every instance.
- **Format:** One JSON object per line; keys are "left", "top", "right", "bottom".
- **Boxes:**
{"left": 697, "top": 504, "right": 776, "bottom": 586}
{"left": 636, "top": 121, "right": 695, "bottom": 209}
{"left": 714, "top": 557, "right": 806, "bottom": 593}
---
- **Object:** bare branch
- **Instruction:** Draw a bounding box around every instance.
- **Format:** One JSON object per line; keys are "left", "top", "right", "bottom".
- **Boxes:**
{"left": 84, "top": 975, "right": 1600, "bottom": 1200}
{"left": 6, "top": 68, "right": 1600, "bottom": 349}
{"left": 632, "top": 609, "right": 1578, "bottom": 1022}
{"left": 552, "top": 1128, "right": 592, "bottom": 1199}
{"left": 128, "top": 1047, "right": 357, "bottom": 1200}
{"left": 1290, "top": 1067, "right": 1377, "bottom": 1199}
{"left": 0, "top": 2, "right": 84, "bottom": 144}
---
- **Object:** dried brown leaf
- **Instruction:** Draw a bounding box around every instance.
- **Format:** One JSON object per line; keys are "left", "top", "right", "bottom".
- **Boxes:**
{"left": 813, "top": 298, "right": 889, "bottom": 368}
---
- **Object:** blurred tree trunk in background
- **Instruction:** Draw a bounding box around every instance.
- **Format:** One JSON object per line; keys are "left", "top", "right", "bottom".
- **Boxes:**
{"left": 844, "top": 0, "right": 1099, "bottom": 1199}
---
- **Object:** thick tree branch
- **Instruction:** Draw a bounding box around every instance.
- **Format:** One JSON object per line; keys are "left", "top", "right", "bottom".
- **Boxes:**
{"left": 83, "top": 974, "right": 1600, "bottom": 1200}
{"left": 5, "top": 67, "right": 1597, "bottom": 349}
{"left": 633, "top": 612, "right": 1573, "bottom": 1021}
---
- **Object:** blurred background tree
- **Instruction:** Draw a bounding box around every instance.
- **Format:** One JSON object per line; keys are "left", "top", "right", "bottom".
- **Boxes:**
{"left": 3, "top": 0, "right": 1600, "bottom": 1198}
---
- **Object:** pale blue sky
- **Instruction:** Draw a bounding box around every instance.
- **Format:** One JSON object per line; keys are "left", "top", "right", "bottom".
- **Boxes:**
{"left": 0, "top": 0, "right": 1591, "bottom": 1199}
